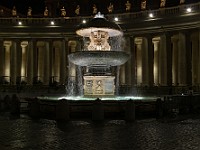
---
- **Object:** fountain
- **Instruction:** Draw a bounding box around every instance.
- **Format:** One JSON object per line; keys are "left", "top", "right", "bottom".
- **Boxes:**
{"left": 68, "top": 12, "right": 130, "bottom": 98}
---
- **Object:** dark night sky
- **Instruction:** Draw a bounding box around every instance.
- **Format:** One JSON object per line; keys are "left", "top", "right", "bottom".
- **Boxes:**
{"left": 0, "top": 0, "right": 199, "bottom": 16}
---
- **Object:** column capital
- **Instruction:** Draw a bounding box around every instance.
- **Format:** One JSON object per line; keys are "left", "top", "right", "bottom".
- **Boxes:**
{"left": 4, "top": 41, "right": 12, "bottom": 47}
{"left": 134, "top": 37, "right": 143, "bottom": 45}
{"left": 21, "top": 41, "right": 28, "bottom": 48}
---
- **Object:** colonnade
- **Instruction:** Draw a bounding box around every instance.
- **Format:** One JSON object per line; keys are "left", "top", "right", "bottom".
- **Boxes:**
{"left": 0, "top": 29, "right": 200, "bottom": 88}
{"left": 122, "top": 30, "right": 200, "bottom": 87}
{"left": 0, "top": 38, "right": 77, "bottom": 85}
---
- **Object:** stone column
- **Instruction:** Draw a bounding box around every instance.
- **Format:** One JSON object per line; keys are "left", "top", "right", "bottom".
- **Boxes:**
{"left": 130, "top": 36, "right": 136, "bottom": 87}
{"left": 178, "top": 33, "right": 187, "bottom": 86}
{"left": 32, "top": 40, "right": 37, "bottom": 83}
{"left": 166, "top": 33, "right": 172, "bottom": 86}
{"left": 10, "top": 40, "right": 20, "bottom": 85}
{"left": 198, "top": 31, "right": 200, "bottom": 85}
{"left": 142, "top": 36, "right": 153, "bottom": 86}
{"left": 191, "top": 32, "right": 199, "bottom": 85}
{"left": 37, "top": 42, "right": 45, "bottom": 83}
{"left": 152, "top": 37, "right": 160, "bottom": 85}
{"left": 48, "top": 40, "right": 53, "bottom": 83}
{"left": 147, "top": 36, "right": 154, "bottom": 87}
{"left": 21, "top": 41, "right": 28, "bottom": 79}
{"left": 16, "top": 41, "right": 22, "bottom": 82}
{"left": 135, "top": 38, "right": 142, "bottom": 85}
{"left": 27, "top": 40, "right": 35, "bottom": 84}
{"left": 0, "top": 39, "right": 4, "bottom": 77}
{"left": 172, "top": 36, "right": 179, "bottom": 85}
{"left": 60, "top": 39, "right": 67, "bottom": 84}
{"left": 43, "top": 41, "right": 50, "bottom": 85}
{"left": 185, "top": 32, "right": 192, "bottom": 86}
{"left": 159, "top": 34, "right": 171, "bottom": 86}
{"left": 4, "top": 41, "right": 12, "bottom": 83}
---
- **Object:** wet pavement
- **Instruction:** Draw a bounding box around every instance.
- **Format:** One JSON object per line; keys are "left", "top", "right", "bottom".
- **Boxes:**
{"left": 0, "top": 113, "right": 200, "bottom": 150}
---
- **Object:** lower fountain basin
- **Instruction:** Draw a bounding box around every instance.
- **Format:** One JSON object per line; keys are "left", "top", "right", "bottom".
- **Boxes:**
{"left": 68, "top": 51, "right": 130, "bottom": 66}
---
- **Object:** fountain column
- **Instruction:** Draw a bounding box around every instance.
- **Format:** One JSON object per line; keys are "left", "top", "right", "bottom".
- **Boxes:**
{"left": 0, "top": 39, "right": 4, "bottom": 77}
{"left": 172, "top": 36, "right": 179, "bottom": 85}
{"left": 4, "top": 41, "right": 12, "bottom": 83}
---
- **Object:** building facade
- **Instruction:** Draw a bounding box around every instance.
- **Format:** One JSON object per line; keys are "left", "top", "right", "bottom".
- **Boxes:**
{"left": 0, "top": 2, "right": 200, "bottom": 95}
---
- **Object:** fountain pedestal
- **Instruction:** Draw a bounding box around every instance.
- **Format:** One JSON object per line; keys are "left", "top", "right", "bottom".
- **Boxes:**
{"left": 84, "top": 76, "right": 115, "bottom": 96}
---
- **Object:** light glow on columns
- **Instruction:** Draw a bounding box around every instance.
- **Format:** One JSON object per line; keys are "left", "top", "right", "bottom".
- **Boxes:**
{"left": 50, "top": 21, "right": 55, "bottom": 25}
{"left": 149, "top": 13, "right": 154, "bottom": 18}
{"left": 114, "top": 17, "right": 119, "bottom": 21}
{"left": 82, "top": 20, "right": 86, "bottom": 24}
{"left": 186, "top": 8, "right": 192, "bottom": 13}
{"left": 18, "top": 21, "right": 22, "bottom": 25}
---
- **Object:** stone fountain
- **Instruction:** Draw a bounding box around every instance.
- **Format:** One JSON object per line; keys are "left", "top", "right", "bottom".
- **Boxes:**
{"left": 68, "top": 12, "right": 129, "bottom": 97}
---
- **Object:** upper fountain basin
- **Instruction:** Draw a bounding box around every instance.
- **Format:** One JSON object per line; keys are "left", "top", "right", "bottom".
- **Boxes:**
{"left": 76, "top": 17, "right": 123, "bottom": 37}
{"left": 68, "top": 51, "right": 130, "bottom": 67}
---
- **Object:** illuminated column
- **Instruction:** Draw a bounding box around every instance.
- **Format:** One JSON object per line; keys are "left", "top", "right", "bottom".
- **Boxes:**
{"left": 21, "top": 41, "right": 28, "bottom": 79}
{"left": 172, "top": 36, "right": 179, "bottom": 85}
{"left": 135, "top": 38, "right": 142, "bottom": 85}
{"left": 152, "top": 37, "right": 160, "bottom": 85}
{"left": 0, "top": 39, "right": 4, "bottom": 77}
{"left": 60, "top": 39, "right": 67, "bottom": 84}
{"left": 191, "top": 32, "right": 199, "bottom": 85}
{"left": 43, "top": 41, "right": 50, "bottom": 85}
{"left": 4, "top": 41, "right": 12, "bottom": 83}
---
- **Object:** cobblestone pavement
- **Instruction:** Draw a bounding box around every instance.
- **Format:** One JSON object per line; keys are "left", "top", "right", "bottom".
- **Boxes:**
{"left": 0, "top": 113, "right": 200, "bottom": 150}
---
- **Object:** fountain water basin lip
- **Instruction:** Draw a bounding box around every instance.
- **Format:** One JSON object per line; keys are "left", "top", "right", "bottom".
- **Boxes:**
{"left": 37, "top": 96, "right": 157, "bottom": 101}
{"left": 68, "top": 51, "right": 130, "bottom": 67}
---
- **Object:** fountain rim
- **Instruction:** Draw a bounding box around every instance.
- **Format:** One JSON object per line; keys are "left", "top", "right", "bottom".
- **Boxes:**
{"left": 76, "top": 27, "right": 123, "bottom": 37}
{"left": 68, "top": 51, "right": 130, "bottom": 67}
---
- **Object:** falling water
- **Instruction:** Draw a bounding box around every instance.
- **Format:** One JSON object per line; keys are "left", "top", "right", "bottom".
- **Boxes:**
{"left": 66, "top": 62, "right": 76, "bottom": 96}
{"left": 109, "top": 35, "right": 124, "bottom": 51}
{"left": 77, "top": 66, "right": 83, "bottom": 96}
{"left": 115, "top": 66, "right": 120, "bottom": 96}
